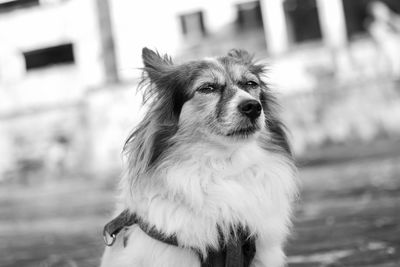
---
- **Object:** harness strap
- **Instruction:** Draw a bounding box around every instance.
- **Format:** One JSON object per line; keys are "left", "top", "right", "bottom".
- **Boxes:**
{"left": 103, "top": 209, "right": 256, "bottom": 267}
{"left": 103, "top": 209, "right": 137, "bottom": 246}
{"left": 103, "top": 209, "right": 179, "bottom": 247}
{"left": 225, "top": 233, "right": 256, "bottom": 267}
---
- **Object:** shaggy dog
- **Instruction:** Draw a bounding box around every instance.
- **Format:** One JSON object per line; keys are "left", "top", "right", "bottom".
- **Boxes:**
{"left": 100, "top": 48, "right": 298, "bottom": 267}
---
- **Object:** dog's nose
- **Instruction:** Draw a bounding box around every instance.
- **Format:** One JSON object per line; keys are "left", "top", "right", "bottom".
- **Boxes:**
{"left": 238, "top": 100, "right": 262, "bottom": 119}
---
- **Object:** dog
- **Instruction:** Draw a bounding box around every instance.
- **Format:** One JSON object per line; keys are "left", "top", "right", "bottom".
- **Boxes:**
{"left": 100, "top": 48, "right": 298, "bottom": 267}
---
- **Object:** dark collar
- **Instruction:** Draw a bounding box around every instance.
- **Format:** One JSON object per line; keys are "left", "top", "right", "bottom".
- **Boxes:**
{"left": 103, "top": 209, "right": 256, "bottom": 267}
{"left": 103, "top": 209, "right": 179, "bottom": 247}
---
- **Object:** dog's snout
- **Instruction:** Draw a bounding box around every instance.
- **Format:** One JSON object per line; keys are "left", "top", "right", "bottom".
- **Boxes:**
{"left": 238, "top": 100, "right": 262, "bottom": 119}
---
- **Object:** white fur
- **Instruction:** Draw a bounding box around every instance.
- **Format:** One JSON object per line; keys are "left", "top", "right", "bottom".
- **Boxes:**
{"left": 101, "top": 134, "right": 297, "bottom": 267}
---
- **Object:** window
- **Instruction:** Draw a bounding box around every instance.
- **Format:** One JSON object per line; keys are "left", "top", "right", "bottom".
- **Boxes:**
{"left": 23, "top": 43, "right": 75, "bottom": 71}
{"left": 179, "top": 10, "right": 206, "bottom": 39}
{"left": 284, "top": 0, "right": 322, "bottom": 43}
{"left": 236, "top": 1, "right": 264, "bottom": 31}
{"left": 342, "top": 0, "right": 400, "bottom": 38}
{"left": 0, "top": 0, "right": 39, "bottom": 13}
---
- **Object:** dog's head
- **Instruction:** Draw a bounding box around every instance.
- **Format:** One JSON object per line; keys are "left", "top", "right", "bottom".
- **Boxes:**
{"left": 125, "top": 48, "right": 290, "bottom": 175}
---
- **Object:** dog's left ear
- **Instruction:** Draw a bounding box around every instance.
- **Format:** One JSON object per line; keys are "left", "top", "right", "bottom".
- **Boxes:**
{"left": 227, "top": 49, "right": 254, "bottom": 64}
{"left": 129, "top": 48, "right": 185, "bottom": 172}
{"left": 142, "top": 47, "right": 173, "bottom": 83}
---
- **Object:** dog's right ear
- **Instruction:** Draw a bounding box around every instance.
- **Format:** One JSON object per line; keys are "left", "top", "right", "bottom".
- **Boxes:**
{"left": 142, "top": 47, "right": 173, "bottom": 82}
{"left": 227, "top": 49, "right": 253, "bottom": 64}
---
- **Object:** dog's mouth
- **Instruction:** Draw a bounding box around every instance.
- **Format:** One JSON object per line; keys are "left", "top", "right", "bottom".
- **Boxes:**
{"left": 226, "top": 125, "right": 259, "bottom": 137}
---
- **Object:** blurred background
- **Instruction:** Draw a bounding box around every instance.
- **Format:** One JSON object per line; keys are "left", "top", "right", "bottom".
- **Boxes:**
{"left": 1, "top": 0, "right": 400, "bottom": 266}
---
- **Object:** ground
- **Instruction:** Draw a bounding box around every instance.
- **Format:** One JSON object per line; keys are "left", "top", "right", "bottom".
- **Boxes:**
{"left": 1, "top": 139, "right": 400, "bottom": 267}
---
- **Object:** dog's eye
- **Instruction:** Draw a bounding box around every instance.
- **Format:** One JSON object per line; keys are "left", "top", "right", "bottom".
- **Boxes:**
{"left": 245, "top": 81, "right": 258, "bottom": 87}
{"left": 197, "top": 84, "right": 217, "bottom": 94}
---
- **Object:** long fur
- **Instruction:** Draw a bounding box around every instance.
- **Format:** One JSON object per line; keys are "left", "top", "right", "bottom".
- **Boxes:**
{"left": 101, "top": 48, "right": 298, "bottom": 267}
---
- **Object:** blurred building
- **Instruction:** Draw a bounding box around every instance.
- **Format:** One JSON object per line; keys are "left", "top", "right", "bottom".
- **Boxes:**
{"left": 1, "top": 0, "right": 400, "bottom": 179}
{"left": 0, "top": 0, "right": 117, "bottom": 179}
{"left": 109, "top": 0, "right": 400, "bottom": 87}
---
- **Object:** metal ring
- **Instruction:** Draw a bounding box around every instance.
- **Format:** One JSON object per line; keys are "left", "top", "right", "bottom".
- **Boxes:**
{"left": 103, "top": 229, "right": 116, "bottom": 246}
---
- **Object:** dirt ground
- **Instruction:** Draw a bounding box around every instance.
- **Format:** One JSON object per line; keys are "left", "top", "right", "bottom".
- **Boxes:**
{"left": 1, "top": 140, "right": 400, "bottom": 267}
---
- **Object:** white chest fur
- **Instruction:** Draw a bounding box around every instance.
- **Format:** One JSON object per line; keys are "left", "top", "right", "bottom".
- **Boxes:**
{"left": 102, "top": 140, "right": 297, "bottom": 267}
{"left": 131, "top": 140, "right": 297, "bottom": 254}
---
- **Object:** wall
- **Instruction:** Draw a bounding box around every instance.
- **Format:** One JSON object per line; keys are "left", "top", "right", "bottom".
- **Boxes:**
{"left": 282, "top": 75, "right": 400, "bottom": 154}
{"left": 85, "top": 82, "right": 144, "bottom": 176}
{"left": 0, "top": 0, "right": 105, "bottom": 113}
{"left": 0, "top": 102, "right": 88, "bottom": 181}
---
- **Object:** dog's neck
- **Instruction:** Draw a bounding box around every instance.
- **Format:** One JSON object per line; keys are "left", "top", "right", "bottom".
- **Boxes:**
{"left": 121, "top": 137, "right": 296, "bottom": 253}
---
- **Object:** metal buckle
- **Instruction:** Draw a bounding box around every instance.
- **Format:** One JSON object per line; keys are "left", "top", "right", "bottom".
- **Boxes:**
{"left": 103, "top": 228, "right": 116, "bottom": 246}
